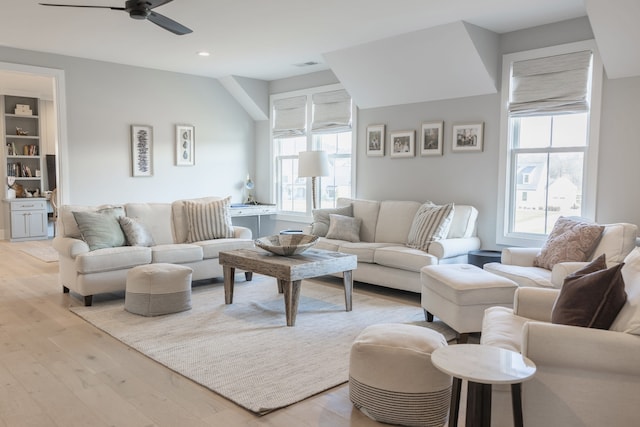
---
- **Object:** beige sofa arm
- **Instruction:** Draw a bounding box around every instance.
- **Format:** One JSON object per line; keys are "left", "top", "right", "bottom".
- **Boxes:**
{"left": 523, "top": 321, "right": 640, "bottom": 375}
{"left": 52, "top": 236, "right": 90, "bottom": 258}
{"left": 233, "top": 226, "right": 252, "bottom": 239}
{"left": 501, "top": 247, "right": 540, "bottom": 266}
{"left": 513, "top": 287, "right": 558, "bottom": 322}
{"left": 428, "top": 237, "right": 481, "bottom": 259}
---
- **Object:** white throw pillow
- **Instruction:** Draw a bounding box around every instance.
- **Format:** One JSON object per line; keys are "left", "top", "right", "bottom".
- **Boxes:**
{"left": 610, "top": 247, "right": 640, "bottom": 335}
{"left": 325, "top": 214, "right": 361, "bottom": 242}
{"left": 185, "top": 196, "right": 234, "bottom": 242}
{"left": 406, "top": 203, "right": 454, "bottom": 251}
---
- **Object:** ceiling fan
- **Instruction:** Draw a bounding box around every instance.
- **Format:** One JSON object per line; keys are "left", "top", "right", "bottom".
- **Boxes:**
{"left": 39, "top": 0, "right": 192, "bottom": 35}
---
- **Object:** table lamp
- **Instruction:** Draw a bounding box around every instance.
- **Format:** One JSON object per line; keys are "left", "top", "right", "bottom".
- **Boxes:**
{"left": 298, "top": 150, "right": 330, "bottom": 209}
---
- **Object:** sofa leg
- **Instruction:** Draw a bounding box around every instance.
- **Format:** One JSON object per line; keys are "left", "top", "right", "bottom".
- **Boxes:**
{"left": 62, "top": 286, "right": 69, "bottom": 294}
{"left": 424, "top": 309, "right": 434, "bottom": 322}
{"left": 83, "top": 295, "right": 93, "bottom": 307}
{"left": 244, "top": 272, "right": 253, "bottom": 281}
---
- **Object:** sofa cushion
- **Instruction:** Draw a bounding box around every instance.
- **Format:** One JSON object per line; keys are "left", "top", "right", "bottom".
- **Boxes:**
{"left": 337, "top": 242, "right": 391, "bottom": 263}
{"left": 407, "top": 203, "right": 454, "bottom": 251}
{"left": 151, "top": 244, "right": 203, "bottom": 264}
{"left": 480, "top": 306, "right": 529, "bottom": 353}
{"left": 533, "top": 217, "right": 605, "bottom": 270}
{"left": 124, "top": 203, "right": 174, "bottom": 245}
{"left": 75, "top": 246, "right": 152, "bottom": 274}
{"left": 374, "top": 200, "right": 421, "bottom": 244}
{"left": 73, "top": 209, "right": 127, "bottom": 251}
{"left": 171, "top": 196, "right": 225, "bottom": 243}
{"left": 447, "top": 205, "right": 478, "bottom": 238}
{"left": 325, "top": 214, "right": 361, "bottom": 242}
{"left": 315, "top": 238, "right": 344, "bottom": 252}
{"left": 551, "top": 255, "right": 627, "bottom": 329}
{"left": 119, "top": 216, "right": 155, "bottom": 247}
{"left": 338, "top": 198, "right": 380, "bottom": 243}
{"left": 195, "top": 238, "right": 255, "bottom": 259}
{"left": 590, "top": 222, "right": 638, "bottom": 263}
{"left": 374, "top": 246, "right": 437, "bottom": 273}
{"left": 611, "top": 248, "right": 640, "bottom": 335}
{"left": 310, "top": 204, "right": 353, "bottom": 237}
{"left": 185, "top": 197, "right": 234, "bottom": 242}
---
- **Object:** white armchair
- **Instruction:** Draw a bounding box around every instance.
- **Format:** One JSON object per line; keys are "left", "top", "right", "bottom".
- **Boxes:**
{"left": 480, "top": 245, "right": 640, "bottom": 427}
{"left": 485, "top": 222, "right": 638, "bottom": 288}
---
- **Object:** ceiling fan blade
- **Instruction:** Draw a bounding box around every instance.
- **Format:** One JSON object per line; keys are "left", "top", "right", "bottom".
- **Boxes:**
{"left": 147, "top": 0, "right": 175, "bottom": 10}
{"left": 147, "top": 11, "right": 192, "bottom": 35}
{"left": 39, "top": 3, "right": 125, "bottom": 10}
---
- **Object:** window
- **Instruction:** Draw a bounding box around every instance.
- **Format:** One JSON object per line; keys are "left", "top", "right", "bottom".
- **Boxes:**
{"left": 271, "top": 85, "right": 355, "bottom": 217}
{"left": 497, "top": 41, "right": 603, "bottom": 246}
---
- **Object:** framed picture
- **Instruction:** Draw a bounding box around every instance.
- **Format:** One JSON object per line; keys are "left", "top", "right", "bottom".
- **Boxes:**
{"left": 420, "top": 121, "right": 443, "bottom": 156}
{"left": 390, "top": 130, "right": 415, "bottom": 158}
{"left": 452, "top": 122, "right": 484, "bottom": 152}
{"left": 366, "top": 124, "right": 385, "bottom": 156}
{"left": 131, "top": 124, "right": 153, "bottom": 177}
{"left": 176, "top": 124, "right": 195, "bottom": 166}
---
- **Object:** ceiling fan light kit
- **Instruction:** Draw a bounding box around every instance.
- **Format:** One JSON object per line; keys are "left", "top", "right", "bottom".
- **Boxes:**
{"left": 39, "top": 0, "right": 192, "bottom": 35}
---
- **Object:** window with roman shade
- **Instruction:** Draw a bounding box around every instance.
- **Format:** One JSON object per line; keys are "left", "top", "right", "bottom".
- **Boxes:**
{"left": 272, "top": 95, "right": 307, "bottom": 138}
{"left": 311, "top": 89, "right": 352, "bottom": 133}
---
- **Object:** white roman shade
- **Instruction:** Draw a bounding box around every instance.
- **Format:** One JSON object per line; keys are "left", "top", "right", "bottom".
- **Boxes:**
{"left": 311, "top": 89, "right": 352, "bottom": 133}
{"left": 273, "top": 95, "right": 307, "bottom": 138}
{"left": 509, "top": 50, "right": 592, "bottom": 116}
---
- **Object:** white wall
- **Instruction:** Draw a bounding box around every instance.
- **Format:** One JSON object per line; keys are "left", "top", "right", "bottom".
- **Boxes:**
{"left": 0, "top": 46, "right": 255, "bottom": 209}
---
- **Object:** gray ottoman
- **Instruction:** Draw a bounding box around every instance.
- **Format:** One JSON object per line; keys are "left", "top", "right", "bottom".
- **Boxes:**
{"left": 349, "top": 323, "right": 452, "bottom": 427}
{"left": 125, "top": 263, "right": 193, "bottom": 316}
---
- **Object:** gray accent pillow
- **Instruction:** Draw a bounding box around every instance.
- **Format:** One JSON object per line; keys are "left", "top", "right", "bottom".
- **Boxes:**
{"left": 119, "top": 216, "right": 155, "bottom": 247}
{"left": 72, "top": 208, "right": 126, "bottom": 251}
{"left": 407, "top": 203, "right": 455, "bottom": 251}
{"left": 311, "top": 204, "right": 353, "bottom": 237}
{"left": 325, "top": 214, "right": 361, "bottom": 242}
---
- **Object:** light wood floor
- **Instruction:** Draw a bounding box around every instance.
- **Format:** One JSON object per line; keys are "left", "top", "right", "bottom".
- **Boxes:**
{"left": 0, "top": 239, "right": 422, "bottom": 427}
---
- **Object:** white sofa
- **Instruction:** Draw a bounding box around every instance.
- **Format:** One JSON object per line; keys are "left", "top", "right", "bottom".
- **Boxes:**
{"left": 313, "top": 198, "right": 481, "bottom": 293}
{"left": 484, "top": 222, "right": 638, "bottom": 288}
{"left": 52, "top": 197, "right": 254, "bottom": 306}
{"left": 480, "top": 247, "right": 640, "bottom": 427}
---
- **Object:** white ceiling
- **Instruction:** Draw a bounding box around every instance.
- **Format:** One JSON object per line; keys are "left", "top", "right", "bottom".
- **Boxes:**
{"left": 1, "top": 0, "right": 588, "bottom": 81}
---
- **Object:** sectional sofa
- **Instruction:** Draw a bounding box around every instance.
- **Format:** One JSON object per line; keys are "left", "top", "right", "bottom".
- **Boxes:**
{"left": 312, "top": 197, "right": 481, "bottom": 293}
{"left": 52, "top": 196, "right": 254, "bottom": 306}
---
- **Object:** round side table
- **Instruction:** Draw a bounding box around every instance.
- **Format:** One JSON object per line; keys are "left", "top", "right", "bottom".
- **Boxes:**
{"left": 431, "top": 344, "right": 536, "bottom": 427}
{"left": 467, "top": 250, "right": 502, "bottom": 268}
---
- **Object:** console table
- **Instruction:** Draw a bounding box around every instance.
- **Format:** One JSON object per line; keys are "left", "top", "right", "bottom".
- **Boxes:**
{"left": 229, "top": 203, "right": 276, "bottom": 237}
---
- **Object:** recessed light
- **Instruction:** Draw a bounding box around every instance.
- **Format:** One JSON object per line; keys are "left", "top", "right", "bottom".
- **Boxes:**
{"left": 197, "top": 51, "right": 210, "bottom": 57}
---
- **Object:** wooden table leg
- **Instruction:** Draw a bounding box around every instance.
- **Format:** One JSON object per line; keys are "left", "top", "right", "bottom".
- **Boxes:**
{"left": 449, "top": 377, "right": 462, "bottom": 427}
{"left": 277, "top": 279, "right": 284, "bottom": 294}
{"left": 466, "top": 381, "right": 491, "bottom": 427}
{"left": 511, "top": 383, "right": 524, "bottom": 427}
{"left": 223, "top": 265, "right": 235, "bottom": 304}
{"left": 343, "top": 270, "right": 353, "bottom": 311}
{"left": 282, "top": 280, "right": 301, "bottom": 326}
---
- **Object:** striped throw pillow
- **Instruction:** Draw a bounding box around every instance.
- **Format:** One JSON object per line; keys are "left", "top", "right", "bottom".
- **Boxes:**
{"left": 407, "top": 203, "right": 455, "bottom": 251}
{"left": 185, "top": 197, "right": 234, "bottom": 242}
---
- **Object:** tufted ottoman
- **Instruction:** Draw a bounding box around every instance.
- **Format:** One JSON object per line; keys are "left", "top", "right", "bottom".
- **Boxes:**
{"left": 421, "top": 263, "right": 518, "bottom": 343}
{"left": 349, "top": 323, "right": 452, "bottom": 427}
{"left": 125, "top": 263, "right": 193, "bottom": 316}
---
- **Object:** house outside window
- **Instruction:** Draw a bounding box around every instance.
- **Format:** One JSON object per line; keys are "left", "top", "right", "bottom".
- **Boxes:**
{"left": 271, "top": 84, "right": 355, "bottom": 217}
{"left": 496, "top": 41, "right": 603, "bottom": 247}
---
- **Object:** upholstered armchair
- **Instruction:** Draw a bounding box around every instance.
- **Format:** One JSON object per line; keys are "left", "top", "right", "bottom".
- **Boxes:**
{"left": 481, "top": 245, "right": 640, "bottom": 426}
{"left": 485, "top": 220, "right": 638, "bottom": 288}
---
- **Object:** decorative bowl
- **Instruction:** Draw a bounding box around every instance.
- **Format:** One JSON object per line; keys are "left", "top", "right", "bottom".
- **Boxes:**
{"left": 254, "top": 234, "right": 319, "bottom": 256}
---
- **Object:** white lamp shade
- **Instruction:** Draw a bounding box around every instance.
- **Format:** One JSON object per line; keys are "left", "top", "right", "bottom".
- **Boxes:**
{"left": 298, "top": 151, "right": 330, "bottom": 177}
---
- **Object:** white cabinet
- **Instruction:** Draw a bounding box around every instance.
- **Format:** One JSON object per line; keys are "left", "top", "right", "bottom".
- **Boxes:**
{"left": 7, "top": 199, "right": 48, "bottom": 241}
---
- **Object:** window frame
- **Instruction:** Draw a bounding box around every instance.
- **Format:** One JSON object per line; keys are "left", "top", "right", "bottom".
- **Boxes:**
{"left": 496, "top": 40, "right": 603, "bottom": 247}
{"left": 269, "top": 83, "right": 357, "bottom": 222}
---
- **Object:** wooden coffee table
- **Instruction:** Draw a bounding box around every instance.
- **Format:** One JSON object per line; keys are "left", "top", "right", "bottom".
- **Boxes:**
{"left": 219, "top": 248, "right": 357, "bottom": 326}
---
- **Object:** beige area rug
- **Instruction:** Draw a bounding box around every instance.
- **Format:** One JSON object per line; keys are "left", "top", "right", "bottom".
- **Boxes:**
{"left": 19, "top": 245, "right": 58, "bottom": 263}
{"left": 70, "top": 276, "right": 455, "bottom": 415}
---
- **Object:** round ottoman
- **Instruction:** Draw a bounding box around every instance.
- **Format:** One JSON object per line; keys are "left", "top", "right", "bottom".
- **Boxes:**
{"left": 125, "top": 263, "right": 193, "bottom": 316}
{"left": 349, "top": 323, "right": 452, "bottom": 427}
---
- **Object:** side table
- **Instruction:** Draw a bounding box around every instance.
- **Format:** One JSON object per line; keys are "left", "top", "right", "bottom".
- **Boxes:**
{"left": 431, "top": 344, "right": 536, "bottom": 427}
{"left": 468, "top": 250, "right": 502, "bottom": 268}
